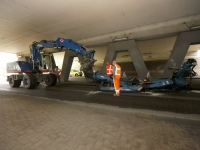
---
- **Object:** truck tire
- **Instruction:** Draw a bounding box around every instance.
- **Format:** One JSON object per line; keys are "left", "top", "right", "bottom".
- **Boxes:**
{"left": 9, "top": 76, "right": 21, "bottom": 88}
{"left": 50, "top": 74, "right": 57, "bottom": 86}
{"left": 23, "top": 74, "right": 37, "bottom": 89}
{"left": 45, "top": 74, "right": 57, "bottom": 86}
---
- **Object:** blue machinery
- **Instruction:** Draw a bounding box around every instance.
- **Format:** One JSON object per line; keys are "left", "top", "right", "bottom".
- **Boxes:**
{"left": 7, "top": 36, "right": 197, "bottom": 92}
{"left": 7, "top": 38, "right": 96, "bottom": 89}
{"left": 93, "top": 59, "right": 198, "bottom": 92}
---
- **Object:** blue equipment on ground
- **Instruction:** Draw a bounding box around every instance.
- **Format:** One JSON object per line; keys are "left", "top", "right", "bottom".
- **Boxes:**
{"left": 93, "top": 72, "right": 142, "bottom": 93}
{"left": 93, "top": 59, "right": 197, "bottom": 92}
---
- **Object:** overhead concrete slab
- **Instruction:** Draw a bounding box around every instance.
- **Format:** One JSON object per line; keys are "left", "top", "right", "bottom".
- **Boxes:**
{"left": 1, "top": 0, "right": 200, "bottom": 56}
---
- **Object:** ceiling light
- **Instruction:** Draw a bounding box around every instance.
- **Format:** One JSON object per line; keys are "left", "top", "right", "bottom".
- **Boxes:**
{"left": 143, "top": 52, "right": 151, "bottom": 55}
{"left": 18, "top": 55, "right": 23, "bottom": 58}
{"left": 197, "top": 50, "right": 200, "bottom": 57}
{"left": 122, "top": 55, "right": 129, "bottom": 57}
{"left": 113, "top": 37, "right": 128, "bottom": 42}
{"left": 190, "top": 25, "right": 200, "bottom": 30}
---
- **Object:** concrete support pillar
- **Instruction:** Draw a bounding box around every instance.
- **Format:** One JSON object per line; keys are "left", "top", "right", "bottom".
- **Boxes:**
{"left": 162, "top": 30, "right": 200, "bottom": 78}
{"left": 102, "top": 40, "right": 149, "bottom": 81}
{"left": 61, "top": 51, "right": 94, "bottom": 82}
{"left": 77, "top": 54, "right": 93, "bottom": 82}
{"left": 61, "top": 50, "right": 77, "bottom": 82}
{"left": 50, "top": 54, "right": 56, "bottom": 70}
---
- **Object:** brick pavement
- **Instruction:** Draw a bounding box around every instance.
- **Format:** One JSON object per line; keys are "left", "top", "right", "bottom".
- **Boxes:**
{"left": 0, "top": 91, "right": 200, "bottom": 150}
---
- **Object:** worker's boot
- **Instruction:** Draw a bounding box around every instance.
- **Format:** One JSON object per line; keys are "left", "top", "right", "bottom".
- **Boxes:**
{"left": 113, "top": 93, "right": 120, "bottom": 96}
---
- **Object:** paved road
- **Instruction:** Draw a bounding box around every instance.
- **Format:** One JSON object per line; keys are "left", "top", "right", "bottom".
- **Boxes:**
{"left": 1, "top": 78, "right": 200, "bottom": 115}
{"left": 1, "top": 77, "right": 200, "bottom": 149}
{"left": 1, "top": 91, "right": 200, "bottom": 150}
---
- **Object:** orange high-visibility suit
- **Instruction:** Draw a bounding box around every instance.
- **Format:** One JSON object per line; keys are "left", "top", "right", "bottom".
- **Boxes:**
{"left": 54, "top": 68, "right": 61, "bottom": 75}
{"left": 54, "top": 68, "right": 62, "bottom": 83}
{"left": 106, "top": 63, "right": 113, "bottom": 75}
{"left": 112, "top": 64, "right": 121, "bottom": 95}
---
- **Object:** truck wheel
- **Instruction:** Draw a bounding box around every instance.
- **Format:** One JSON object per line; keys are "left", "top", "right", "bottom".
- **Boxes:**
{"left": 50, "top": 74, "right": 57, "bottom": 86}
{"left": 15, "top": 80, "right": 21, "bottom": 87}
{"left": 75, "top": 74, "right": 78, "bottom": 77}
{"left": 23, "top": 74, "right": 37, "bottom": 89}
{"left": 45, "top": 74, "right": 57, "bottom": 86}
{"left": 9, "top": 76, "right": 21, "bottom": 87}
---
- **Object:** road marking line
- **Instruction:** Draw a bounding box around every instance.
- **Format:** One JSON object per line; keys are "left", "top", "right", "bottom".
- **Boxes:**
{"left": 87, "top": 91, "right": 102, "bottom": 95}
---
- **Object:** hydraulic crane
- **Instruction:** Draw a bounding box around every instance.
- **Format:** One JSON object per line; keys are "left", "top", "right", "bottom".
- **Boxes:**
{"left": 7, "top": 37, "right": 96, "bottom": 89}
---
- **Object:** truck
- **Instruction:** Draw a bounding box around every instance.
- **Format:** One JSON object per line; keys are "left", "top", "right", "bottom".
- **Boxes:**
{"left": 7, "top": 38, "right": 96, "bottom": 89}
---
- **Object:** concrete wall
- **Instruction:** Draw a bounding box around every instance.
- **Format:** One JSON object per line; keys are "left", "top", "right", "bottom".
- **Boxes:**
{"left": 94, "top": 55, "right": 200, "bottom": 80}
{"left": 93, "top": 60, "right": 167, "bottom": 79}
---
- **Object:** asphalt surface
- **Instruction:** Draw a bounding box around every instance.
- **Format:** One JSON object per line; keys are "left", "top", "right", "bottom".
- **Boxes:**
{"left": 1, "top": 77, "right": 200, "bottom": 115}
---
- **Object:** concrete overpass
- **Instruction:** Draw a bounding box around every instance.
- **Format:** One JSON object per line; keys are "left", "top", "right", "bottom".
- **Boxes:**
{"left": 1, "top": 0, "right": 200, "bottom": 81}
{"left": 1, "top": 1, "right": 200, "bottom": 149}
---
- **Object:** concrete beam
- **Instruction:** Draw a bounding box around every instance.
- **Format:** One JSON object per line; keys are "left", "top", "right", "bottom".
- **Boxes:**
{"left": 162, "top": 30, "right": 200, "bottom": 78}
{"left": 61, "top": 51, "right": 94, "bottom": 82}
{"left": 61, "top": 50, "right": 77, "bottom": 82}
{"left": 50, "top": 54, "right": 56, "bottom": 70}
{"left": 102, "top": 40, "right": 149, "bottom": 81}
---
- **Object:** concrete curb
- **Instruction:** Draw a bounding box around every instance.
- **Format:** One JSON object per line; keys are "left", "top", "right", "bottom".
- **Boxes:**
{"left": 62, "top": 100, "right": 200, "bottom": 121}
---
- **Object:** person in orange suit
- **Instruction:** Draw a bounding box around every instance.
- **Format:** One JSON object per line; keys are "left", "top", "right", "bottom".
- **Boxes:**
{"left": 54, "top": 66, "right": 62, "bottom": 84}
{"left": 106, "top": 61, "right": 113, "bottom": 76}
{"left": 112, "top": 60, "right": 121, "bottom": 96}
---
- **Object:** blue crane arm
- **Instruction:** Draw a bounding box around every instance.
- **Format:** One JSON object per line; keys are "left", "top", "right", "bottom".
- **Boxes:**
{"left": 30, "top": 38, "right": 96, "bottom": 72}
{"left": 56, "top": 37, "right": 95, "bottom": 61}
{"left": 30, "top": 40, "right": 57, "bottom": 62}
{"left": 176, "top": 59, "right": 197, "bottom": 77}
{"left": 56, "top": 38, "right": 86, "bottom": 55}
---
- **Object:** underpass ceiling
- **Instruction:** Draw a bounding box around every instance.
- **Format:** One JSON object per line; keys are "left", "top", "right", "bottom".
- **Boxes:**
{"left": 0, "top": 0, "right": 200, "bottom": 61}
